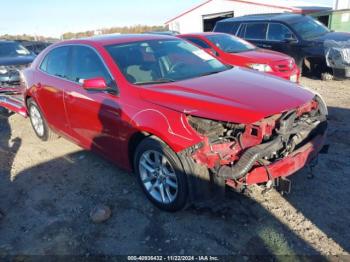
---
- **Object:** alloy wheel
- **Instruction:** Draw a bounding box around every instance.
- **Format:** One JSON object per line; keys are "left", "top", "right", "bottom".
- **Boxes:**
{"left": 138, "top": 150, "right": 178, "bottom": 204}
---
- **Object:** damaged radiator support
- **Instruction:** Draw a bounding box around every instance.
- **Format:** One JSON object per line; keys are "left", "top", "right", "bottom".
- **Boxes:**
{"left": 217, "top": 136, "right": 284, "bottom": 180}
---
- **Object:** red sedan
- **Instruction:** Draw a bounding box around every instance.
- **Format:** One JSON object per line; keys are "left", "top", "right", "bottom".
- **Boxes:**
{"left": 179, "top": 32, "right": 300, "bottom": 83}
{"left": 0, "top": 34, "right": 327, "bottom": 211}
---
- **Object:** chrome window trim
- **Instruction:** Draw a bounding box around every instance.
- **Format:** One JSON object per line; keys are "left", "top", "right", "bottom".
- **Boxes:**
{"left": 236, "top": 23, "right": 246, "bottom": 37}
{"left": 232, "top": 23, "right": 240, "bottom": 35}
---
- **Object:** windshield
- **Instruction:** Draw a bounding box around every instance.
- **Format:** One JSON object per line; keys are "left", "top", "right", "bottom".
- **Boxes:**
{"left": 206, "top": 34, "right": 256, "bottom": 53}
{"left": 291, "top": 17, "right": 330, "bottom": 40}
{"left": 0, "top": 42, "right": 31, "bottom": 58}
{"left": 105, "top": 39, "right": 230, "bottom": 85}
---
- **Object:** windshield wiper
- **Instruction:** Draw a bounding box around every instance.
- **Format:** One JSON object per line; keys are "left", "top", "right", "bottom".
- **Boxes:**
{"left": 200, "top": 67, "right": 232, "bottom": 77}
{"left": 227, "top": 47, "right": 256, "bottom": 53}
{"left": 134, "top": 78, "right": 176, "bottom": 85}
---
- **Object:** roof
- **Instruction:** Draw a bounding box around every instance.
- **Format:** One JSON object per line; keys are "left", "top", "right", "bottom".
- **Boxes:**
{"left": 165, "top": 0, "right": 331, "bottom": 24}
{"left": 53, "top": 34, "right": 178, "bottom": 47}
{"left": 179, "top": 32, "right": 224, "bottom": 37}
{"left": 217, "top": 13, "right": 310, "bottom": 23}
{"left": 0, "top": 40, "right": 16, "bottom": 43}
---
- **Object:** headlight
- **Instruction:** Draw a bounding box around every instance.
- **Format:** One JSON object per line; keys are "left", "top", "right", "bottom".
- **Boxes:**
{"left": 301, "top": 86, "right": 328, "bottom": 116}
{"left": 0, "top": 66, "right": 8, "bottom": 75}
{"left": 247, "top": 64, "right": 273, "bottom": 72}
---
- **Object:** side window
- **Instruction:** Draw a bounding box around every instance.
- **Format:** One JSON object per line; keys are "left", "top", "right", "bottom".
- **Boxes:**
{"left": 40, "top": 46, "right": 70, "bottom": 78}
{"left": 267, "top": 23, "right": 295, "bottom": 41}
{"left": 69, "top": 46, "right": 112, "bottom": 85}
{"left": 214, "top": 22, "right": 239, "bottom": 34}
{"left": 185, "top": 38, "right": 211, "bottom": 49}
{"left": 245, "top": 23, "right": 268, "bottom": 40}
{"left": 39, "top": 54, "right": 49, "bottom": 72}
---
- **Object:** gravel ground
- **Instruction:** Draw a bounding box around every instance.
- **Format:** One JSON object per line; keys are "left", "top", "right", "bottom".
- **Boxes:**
{"left": 0, "top": 77, "right": 349, "bottom": 257}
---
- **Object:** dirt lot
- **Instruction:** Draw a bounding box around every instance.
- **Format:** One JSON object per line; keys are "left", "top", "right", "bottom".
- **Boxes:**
{"left": 0, "top": 77, "right": 350, "bottom": 257}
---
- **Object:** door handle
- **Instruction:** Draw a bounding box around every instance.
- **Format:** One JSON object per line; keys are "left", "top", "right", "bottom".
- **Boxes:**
{"left": 262, "top": 44, "right": 272, "bottom": 48}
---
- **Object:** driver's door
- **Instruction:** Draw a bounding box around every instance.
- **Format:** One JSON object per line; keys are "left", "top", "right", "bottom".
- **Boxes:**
{"left": 265, "top": 23, "right": 301, "bottom": 61}
{"left": 63, "top": 45, "right": 123, "bottom": 163}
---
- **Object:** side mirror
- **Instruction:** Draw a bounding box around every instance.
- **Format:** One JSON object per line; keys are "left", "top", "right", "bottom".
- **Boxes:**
{"left": 284, "top": 33, "right": 297, "bottom": 43}
{"left": 82, "top": 77, "right": 108, "bottom": 91}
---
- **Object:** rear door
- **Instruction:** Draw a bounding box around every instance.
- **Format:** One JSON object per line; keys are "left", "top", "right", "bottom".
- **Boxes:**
{"left": 240, "top": 22, "right": 269, "bottom": 49}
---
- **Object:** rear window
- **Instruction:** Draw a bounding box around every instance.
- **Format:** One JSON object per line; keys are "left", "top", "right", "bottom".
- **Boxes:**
{"left": 206, "top": 34, "right": 256, "bottom": 53}
{"left": 214, "top": 22, "right": 240, "bottom": 34}
{"left": 184, "top": 38, "right": 211, "bottom": 49}
{"left": 245, "top": 23, "right": 268, "bottom": 40}
{"left": 40, "top": 46, "right": 70, "bottom": 78}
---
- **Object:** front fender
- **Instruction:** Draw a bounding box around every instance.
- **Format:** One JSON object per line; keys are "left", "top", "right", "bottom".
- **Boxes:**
{"left": 130, "top": 107, "right": 202, "bottom": 153}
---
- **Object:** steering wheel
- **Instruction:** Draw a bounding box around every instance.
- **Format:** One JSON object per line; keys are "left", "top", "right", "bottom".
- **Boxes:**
{"left": 169, "top": 62, "right": 187, "bottom": 74}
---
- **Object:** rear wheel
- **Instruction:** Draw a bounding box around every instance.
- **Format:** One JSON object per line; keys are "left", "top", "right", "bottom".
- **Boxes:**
{"left": 134, "top": 137, "right": 188, "bottom": 211}
{"left": 27, "top": 99, "right": 57, "bottom": 141}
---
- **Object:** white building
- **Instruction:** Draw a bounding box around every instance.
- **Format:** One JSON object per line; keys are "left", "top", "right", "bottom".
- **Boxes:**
{"left": 334, "top": 0, "right": 350, "bottom": 9}
{"left": 166, "top": 0, "right": 332, "bottom": 33}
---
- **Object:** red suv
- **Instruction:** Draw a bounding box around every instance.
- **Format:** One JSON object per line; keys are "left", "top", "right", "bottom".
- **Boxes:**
{"left": 179, "top": 33, "right": 300, "bottom": 83}
{"left": 1, "top": 34, "right": 327, "bottom": 211}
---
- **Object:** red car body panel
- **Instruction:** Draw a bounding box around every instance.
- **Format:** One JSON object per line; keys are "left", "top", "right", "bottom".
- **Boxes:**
{"left": 139, "top": 68, "right": 312, "bottom": 124}
{"left": 1, "top": 34, "right": 326, "bottom": 189}
{"left": 179, "top": 33, "right": 300, "bottom": 82}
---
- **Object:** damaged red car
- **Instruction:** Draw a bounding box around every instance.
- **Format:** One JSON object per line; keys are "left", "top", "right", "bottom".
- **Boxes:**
{"left": 0, "top": 34, "right": 328, "bottom": 211}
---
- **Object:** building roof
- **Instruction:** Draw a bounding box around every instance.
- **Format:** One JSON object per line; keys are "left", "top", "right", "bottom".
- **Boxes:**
{"left": 218, "top": 12, "right": 313, "bottom": 23}
{"left": 165, "top": 0, "right": 331, "bottom": 24}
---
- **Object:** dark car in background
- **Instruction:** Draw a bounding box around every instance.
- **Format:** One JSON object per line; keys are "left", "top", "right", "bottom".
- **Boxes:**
{"left": 0, "top": 40, "right": 36, "bottom": 87}
{"left": 16, "top": 40, "right": 52, "bottom": 55}
{"left": 214, "top": 13, "right": 350, "bottom": 77}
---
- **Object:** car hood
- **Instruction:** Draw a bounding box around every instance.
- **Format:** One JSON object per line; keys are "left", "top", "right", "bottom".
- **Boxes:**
{"left": 0, "top": 56, "right": 35, "bottom": 66}
{"left": 313, "top": 32, "right": 350, "bottom": 42}
{"left": 138, "top": 67, "right": 314, "bottom": 124}
{"left": 232, "top": 49, "right": 291, "bottom": 63}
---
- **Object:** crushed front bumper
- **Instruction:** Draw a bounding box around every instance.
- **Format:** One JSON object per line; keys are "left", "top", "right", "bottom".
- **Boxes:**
{"left": 226, "top": 132, "right": 327, "bottom": 188}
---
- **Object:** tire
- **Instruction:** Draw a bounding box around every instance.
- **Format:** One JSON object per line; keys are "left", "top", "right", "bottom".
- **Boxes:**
{"left": 297, "top": 58, "right": 304, "bottom": 76}
{"left": 27, "top": 98, "right": 57, "bottom": 141}
{"left": 134, "top": 137, "right": 188, "bottom": 211}
{"left": 0, "top": 107, "right": 10, "bottom": 116}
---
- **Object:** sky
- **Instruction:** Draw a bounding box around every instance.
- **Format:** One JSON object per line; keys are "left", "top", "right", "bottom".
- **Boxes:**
{"left": 0, "top": 0, "right": 334, "bottom": 38}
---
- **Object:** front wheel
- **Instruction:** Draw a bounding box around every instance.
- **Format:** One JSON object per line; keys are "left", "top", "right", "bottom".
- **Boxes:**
{"left": 134, "top": 137, "right": 188, "bottom": 211}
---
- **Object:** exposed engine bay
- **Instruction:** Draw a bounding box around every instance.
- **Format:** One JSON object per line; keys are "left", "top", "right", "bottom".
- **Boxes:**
{"left": 186, "top": 96, "right": 328, "bottom": 185}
